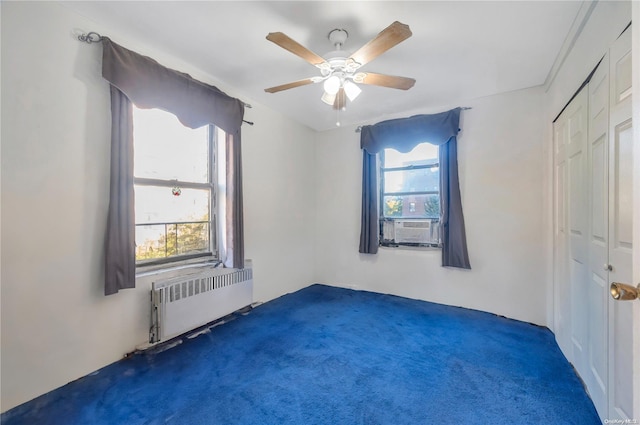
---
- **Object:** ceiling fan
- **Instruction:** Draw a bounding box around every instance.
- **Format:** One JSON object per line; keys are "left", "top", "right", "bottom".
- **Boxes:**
{"left": 264, "top": 21, "right": 416, "bottom": 111}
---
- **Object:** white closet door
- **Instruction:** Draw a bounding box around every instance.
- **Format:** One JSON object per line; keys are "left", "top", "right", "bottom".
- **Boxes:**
{"left": 553, "top": 102, "right": 571, "bottom": 357}
{"left": 607, "top": 26, "right": 634, "bottom": 421}
{"left": 567, "top": 88, "right": 589, "bottom": 375}
{"left": 554, "top": 87, "right": 589, "bottom": 368}
{"left": 553, "top": 25, "right": 635, "bottom": 421}
{"left": 586, "top": 52, "right": 609, "bottom": 418}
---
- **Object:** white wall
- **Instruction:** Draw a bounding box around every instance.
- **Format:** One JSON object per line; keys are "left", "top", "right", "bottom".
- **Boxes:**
{"left": 542, "top": 0, "right": 631, "bottom": 328}
{"left": 241, "top": 103, "right": 317, "bottom": 303}
{"left": 314, "top": 86, "right": 547, "bottom": 326}
{"left": 0, "top": 1, "right": 315, "bottom": 411}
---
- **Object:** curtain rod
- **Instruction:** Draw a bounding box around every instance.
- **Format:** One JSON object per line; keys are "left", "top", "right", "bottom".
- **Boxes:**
{"left": 77, "top": 31, "right": 254, "bottom": 123}
{"left": 354, "top": 107, "right": 472, "bottom": 133}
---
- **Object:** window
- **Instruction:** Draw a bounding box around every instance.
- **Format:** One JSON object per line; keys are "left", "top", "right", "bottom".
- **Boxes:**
{"left": 380, "top": 142, "right": 440, "bottom": 246}
{"left": 133, "top": 106, "right": 219, "bottom": 265}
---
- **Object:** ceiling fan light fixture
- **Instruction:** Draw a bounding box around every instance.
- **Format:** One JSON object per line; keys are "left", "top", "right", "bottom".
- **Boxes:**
{"left": 323, "top": 75, "right": 341, "bottom": 95}
{"left": 321, "top": 91, "right": 336, "bottom": 105}
{"left": 343, "top": 80, "right": 362, "bottom": 101}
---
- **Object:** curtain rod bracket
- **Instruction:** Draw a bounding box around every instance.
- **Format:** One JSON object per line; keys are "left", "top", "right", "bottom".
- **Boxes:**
{"left": 78, "top": 32, "right": 104, "bottom": 44}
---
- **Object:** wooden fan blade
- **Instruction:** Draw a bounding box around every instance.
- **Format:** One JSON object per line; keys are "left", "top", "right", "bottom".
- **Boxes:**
{"left": 333, "top": 87, "right": 346, "bottom": 110}
{"left": 265, "top": 78, "right": 316, "bottom": 93}
{"left": 357, "top": 72, "right": 415, "bottom": 90}
{"left": 266, "top": 32, "right": 328, "bottom": 68}
{"left": 348, "top": 21, "right": 412, "bottom": 68}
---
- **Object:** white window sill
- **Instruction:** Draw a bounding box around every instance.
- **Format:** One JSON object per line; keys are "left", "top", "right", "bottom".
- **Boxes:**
{"left": 136, "top": 258, "right": 221, "bottom": 279}
{"left": 379, "top": 244, "right": 441, "bottom": 252}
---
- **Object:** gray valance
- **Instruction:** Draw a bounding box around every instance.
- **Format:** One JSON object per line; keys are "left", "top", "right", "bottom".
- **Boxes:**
{"left": 360, "top": 108, "right": 461, "bottom": 154}
{"left": 102, "top": 38, "right": 244, "bottom": 134}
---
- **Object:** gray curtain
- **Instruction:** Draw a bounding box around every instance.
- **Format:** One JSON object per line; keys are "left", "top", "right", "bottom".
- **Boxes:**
{"left": 104, "top": 86, "right": 136, "bottom": 295}
{"left": 359, "top": 151, "right": 379, "bottom": 254}
{"left": 358, "top": 108, "right": 471, "bottom": 269}
{"left": 101, "top": 38, "right": 246, "bottom": 295}
{"left": 439, "top": 136, "right": 471, "bottom": 269}
{"left": 224, "top": 131, "right": 244, "bottom": 268}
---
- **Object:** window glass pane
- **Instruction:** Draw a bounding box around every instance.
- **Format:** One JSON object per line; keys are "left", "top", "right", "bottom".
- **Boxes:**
{"left": 135, "top": 185, "right": 211, "bottom": 261}
{"left": 383, "top": 195, "right": 404, "bottom": 217}
{"left": 136, "top": 222, "right": 210, "bottom": 261}
{"left": 383, "top": 143, "right": 438, "bottom": 168}
{"left": 383, "top": 166, "right": 439, "bottom": 194}
{"left": 133, "top": 107, "right": 209, "bottom": 183}
{"left": 134, "top": 185, "right": 210, "bottom": 225}
{"left": 383, "top": 194, "right": 440, "bottom": 219}
{"left": 422, "top": 194, "right": 440, "bottom": 218}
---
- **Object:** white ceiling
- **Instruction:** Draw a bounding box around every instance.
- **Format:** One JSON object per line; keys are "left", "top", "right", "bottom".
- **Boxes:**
{"left": 63, "top": 1, "right": 583, "bottom": 131}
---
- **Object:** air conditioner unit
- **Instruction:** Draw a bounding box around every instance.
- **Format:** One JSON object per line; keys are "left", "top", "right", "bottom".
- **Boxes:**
{"left": 393, "top": 219, "right": 439, "bottom": 244}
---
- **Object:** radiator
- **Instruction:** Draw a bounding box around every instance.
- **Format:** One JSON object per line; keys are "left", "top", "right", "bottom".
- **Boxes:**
{"left": 150, "top": 263, "right": 253, "bottom": 343}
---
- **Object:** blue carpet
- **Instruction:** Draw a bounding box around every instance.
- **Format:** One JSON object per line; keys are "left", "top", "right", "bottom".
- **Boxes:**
{"left": 2, "top": 284, "right": 600, "bottom": 425}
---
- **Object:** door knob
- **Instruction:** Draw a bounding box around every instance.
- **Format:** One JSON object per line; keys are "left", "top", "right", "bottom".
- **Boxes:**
{"left": 610, "top": 282, "right": 640, "bottom": 301}
{"left": 604, "top": 264, "right": 613, "bottom": 271}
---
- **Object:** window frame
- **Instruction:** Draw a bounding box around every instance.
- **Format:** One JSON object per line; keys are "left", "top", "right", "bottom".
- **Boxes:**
{"left": 133, "top": 113, "right": 219, "bottom": 267}
{"left": 379, "top": 144, "right": 442, "bottom": 248}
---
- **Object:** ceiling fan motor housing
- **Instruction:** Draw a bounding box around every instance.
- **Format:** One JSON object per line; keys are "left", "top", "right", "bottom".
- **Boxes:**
{"left": 323, "top": 28, "right": 356, "bottom": 80}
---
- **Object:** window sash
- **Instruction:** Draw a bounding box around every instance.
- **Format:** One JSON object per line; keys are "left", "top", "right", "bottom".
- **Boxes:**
{"left": 379, "top": 147, "right": 440, "bottom": 220}
{"left": 134, "top": 124, "right": 218, "bottom": 265}
{"left": 381, "top": 163, "right": 439, "bottom": 173}
{"left": 382, "top": 190, "right": 439, "bottom": 197}
{"left": 134, "top": 177, "right": 213, "bottom": 190}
